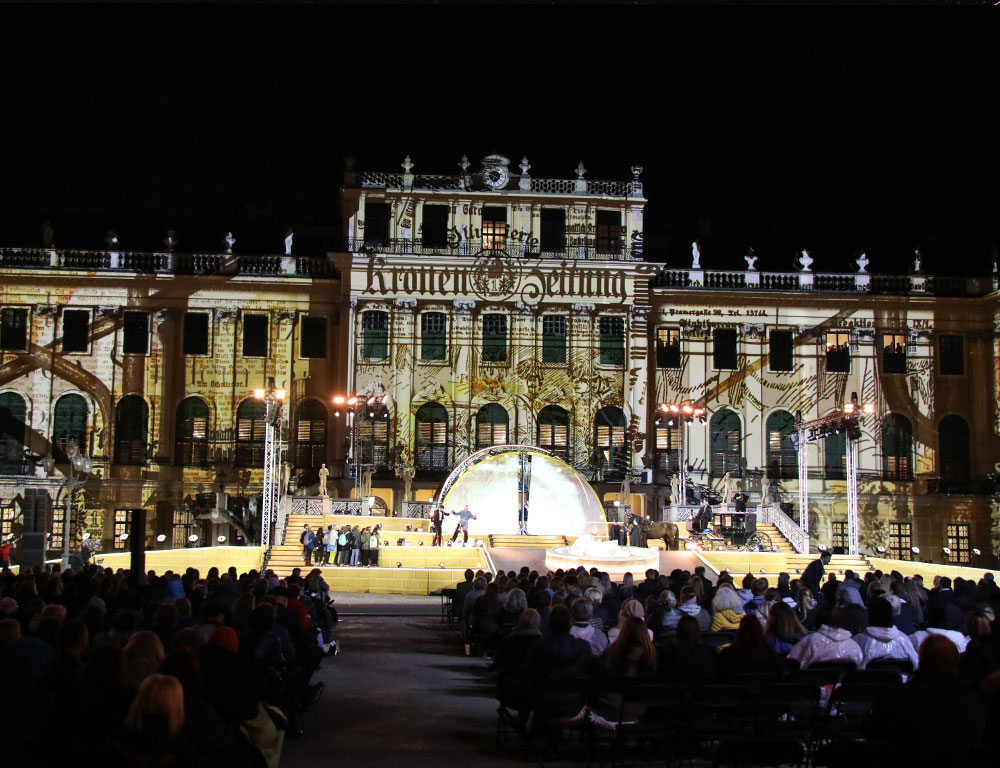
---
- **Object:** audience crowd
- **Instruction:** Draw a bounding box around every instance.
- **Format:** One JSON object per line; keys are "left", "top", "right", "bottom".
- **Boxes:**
{"left": 456, "top": 556, "right": 1000, "bottom": 761}
{"left": 0, "top": 562, "right": 338, "bottom": 768}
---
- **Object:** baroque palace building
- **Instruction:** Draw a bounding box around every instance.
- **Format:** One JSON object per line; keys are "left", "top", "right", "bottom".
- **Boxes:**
{"left": 1, "top": 152, "right": 999, "bottom": 566}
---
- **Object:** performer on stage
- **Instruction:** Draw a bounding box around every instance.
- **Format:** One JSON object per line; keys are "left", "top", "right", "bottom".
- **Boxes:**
{"left": 430, "top": 506, "right": 448, "bottom": 547}
{"left": 450, "top": 505, "right": 477, "bottom": 545}
{"left": 732, "top": 488, "right": 748, "bottom": 513}
{"left": 688, "top": 497, "right": 713, "bottom": 536}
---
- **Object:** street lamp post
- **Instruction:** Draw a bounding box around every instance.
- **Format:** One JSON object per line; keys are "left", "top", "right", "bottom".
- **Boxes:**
{"left": 42, "top": 441, "right": 93, "bottom": 569}
{"left": 333, "top": 393, "right": 390, "bottom": 512}
{"left": 254, "top": 383, "right": 286, "bottom": 548}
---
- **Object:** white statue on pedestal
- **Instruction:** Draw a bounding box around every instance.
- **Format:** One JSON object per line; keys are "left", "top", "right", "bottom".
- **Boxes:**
{"left": 620, "top": 473, "right": 631, "bottom": 505}
{"left": 361, "top": 466, "right": 375, "bottom": 499}
{"left": 396, "top": 464, "right": 414, "bottom": 501}
{"left": 744, "top": 248, "right": 758, "bottom": 271}
{"left": 691, "top": 241, "right": 702, "bottom": 269}
{"left": 856, "top": 252, "right": 869, "bottom": 274}
{"left": 224, "top": 232, "right": 235, "bottom": 254}
{"left": 722, "top": 471, "right": 735, "bottom": 505}
{"left": 913, "top": 249, "right": 923, "bottom": 274}
{"left": 670, "top": 475, "right": 681, "bottom": 506}
{"left": 318, "top": 463, "right": 329, "bottom": 496}
{"left": 798, "top": 250, "right": 814, "bottom": 272}
{"left": 760, "top": 471, "right": 772, "bottom": 505}
{"left": 284, "top": 228, "right": 294, "bottom": 256}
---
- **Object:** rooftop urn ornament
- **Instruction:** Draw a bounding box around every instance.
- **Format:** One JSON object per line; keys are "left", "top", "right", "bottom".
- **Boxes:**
{"left": 913, "top": 248, "right": 923, "bottom": 274}
{"left": 691, "top": 240, "right": 702, "bottom": 269}
{"left": 105, "top": 229, "right": 119, "bottom": 249}
{"left": 164, "top": 229, "right": 178, "bottom": 251}
{"left": 518, "top": 156, "right": 532, "bottom": 191}
{"left": 798, "top": 249, "right": 814, "bottom": 272}
{"left": 575, "top": 161, "right": 587, "bottom": 179}
{"left": 284, "top": 228, "right": 294, "bottom": 255}
{"left": 519, "top": 156, "right": 531, "bottom": 175}
{"left": 401, "top": 155, "right": 414, "bottom": 173}
{"left": 744, "top": 247, "right": 758, "bottom": 271}
{"left": 856, "top": 252, "right": 869, "bottom": 274}
{"left": 224, "top": 231, "right": 236, "bottom": 254}
{"left": 458, "top": 154, "right": 470, "bottom": 173}
{"left": 631, "top": 164, "right": 643, "bottom": 179}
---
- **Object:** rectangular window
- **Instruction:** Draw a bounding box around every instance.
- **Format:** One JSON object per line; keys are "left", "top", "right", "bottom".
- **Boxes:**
{"left": 421, "top": 204, "right": 449, "bottom": 249}
{"left": 482, "top": 207, "right": 507, "bottom": 251}
{"left": 361, "top": 311, "right": 389, "bottom": 359}
{"left": 655, "top": 422, "right": 680, "bottom": 473}
{"left": 482, "top": 314, "right": 507, "bottom": 362}
{"left": 113, "top": 509, "right": 131, "bottom": 550}
{"left": 540, "top": 209, "right": 566, "bottom": 253}
{"left": 939, "top": 335, "right": 964, "bottom": 376}
{"left": 478, "top": 421, "right": 508, "bottom": 446}
{"left": 300, "top": 316, "right": 327, "bottom": 359}
{"left": 1, "top": 503, "right": 14, "bottom": 539}
{"left": 888, "top": 522, "right": 913, "bottom": 561}
{"left": 946, "top": 522, "right": 971, "bottom": 564}
{"left": 62, "top": 309, "right": 91, "bottom": 353}
{"left": 173, "top": 507, "right": 193, "bottom": 549}
{"left": 769, "top": 330, "right": 794, "bottom": 372}
{"left": 364, "top": 202, "right": 391, "bottom": 247}
{"left": 0, "top": 308, "right": 28, "bottom": 351}
{"left": 831, "top": 521, "right": 848, "bottom": 552}
{"left": 182, "top": 312, "right": 210, "bottom": 356}
{"left": 538, "top": 423, "right": 569, "bottom": 457}
{"left": 656, "top": 328, "right": 681, "bottom": 369}
{"left": 50, "top": 505, "right": 65, "bottom": 552}
{"left": 420, "top": 313, "right": 447, "bottom": 361}
{"left": 713, "top": 328, "right": 738, "bottom": 370}
{"left": 542, "top": 315, "right": 567, "bottom": 364}
{"left": 595, "top": 210, "right": 622, "bottom": 255}
{"left": 242, "top": 314, "right": 268, "bottom": 357}
{"left": 599, "top": 316, "right": 625, "bottom": 366}
{"left": 825, "top": 332, "right": 851, "bottom": 373}
{"left": 122, "top": 311, "right": 150, "bottom": 355}
{"left": 883, "top": 333, "right": 907, "bottom": 374}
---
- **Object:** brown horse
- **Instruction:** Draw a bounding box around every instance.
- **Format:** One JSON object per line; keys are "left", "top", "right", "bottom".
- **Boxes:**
{"left": 637, "top": 519, "right": 680, "bottom": 551}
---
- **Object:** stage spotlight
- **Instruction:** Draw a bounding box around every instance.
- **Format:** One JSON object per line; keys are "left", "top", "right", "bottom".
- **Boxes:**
{"left": 156, "top": 534, "right": 167, "bottom": 543}
{"left": 911, "top": 546, "right": 920, "bottom": 555}
{"left": 760, "top": 568, "right": 766, "bottom": 574}
{"left": 396, "top": 561, "right": 402, "bottom": 568}
{"left": 333, "top": 396, "right": 345, "bottom": 404}
{"left": 876, "top": 546, "right": 885, "bottom": 554}
{"left": 119, "top": 533, "right": 128, "bottom": 541}
{"left": 942, "top": 547, "right": 952, "bottom": 555}
{"left": 818, "top": 544, "right": 828, "bottom": 552}
{"left": 973, "top": 548, "right": 982, "bottom": 556}
{"left": 217, "top": 535, "right": 227, "bottom": 543}
{"left": 254, "top": 388, "right": 265, "bottom": 399}
{"left": 188, "top": 534, "right": 199, "bottom": 543}
{"left": 439, "top": 562, "right": 445, "bottom": 568}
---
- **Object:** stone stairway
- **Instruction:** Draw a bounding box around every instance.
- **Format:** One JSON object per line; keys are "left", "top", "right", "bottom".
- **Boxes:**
{"left": 488, "top": 534, "right": 568, "bottom": 549}
{"left": 785, "top": 552, "right": 875, "bottom": 577}
{"left": 754, "top": 523, "right": 796, "bottom": 553}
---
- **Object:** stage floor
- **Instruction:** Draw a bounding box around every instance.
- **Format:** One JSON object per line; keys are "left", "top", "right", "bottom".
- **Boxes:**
{"left": 488, "top": 547, "right": 707, "bottom": 577}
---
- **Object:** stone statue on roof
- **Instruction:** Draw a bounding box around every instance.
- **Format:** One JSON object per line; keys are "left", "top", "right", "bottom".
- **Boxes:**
{"left": 913, "top": 249, "right": 923, "bottom": 274}
{"left": 691, "top": 240, "right": 702, "bottom": 269}
{"left": 224, "top": 232, "right": 235, "bottom": 254}
{"left": 856, "top": 252, "right": 869, "bottom": 274}
{"left": 798, "top": 249, "right": 814, "bottom": 272}
{"left": 744, "top": 247, "right": 758, "bottom": 271}
{"left": 164, "top": 229, "right": 178, "bottom": 251}
{"left": 284, "top": 228, "right": 294, "bottom": 256}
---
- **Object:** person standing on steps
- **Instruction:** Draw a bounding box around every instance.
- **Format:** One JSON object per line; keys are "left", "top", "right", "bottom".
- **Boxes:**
{"left": 300, "top": 524, "right": 316, "bottom": 566}
{"left": 450, "top": 505, "right": 477, "bottom": 545}
{"left": 430, "top": 506, "right": 448, "bottom": 546}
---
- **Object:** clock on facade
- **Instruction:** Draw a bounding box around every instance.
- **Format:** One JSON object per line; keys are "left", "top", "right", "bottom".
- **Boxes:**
{"left": 482, "top": 165, "right": 509, "bottom": 189}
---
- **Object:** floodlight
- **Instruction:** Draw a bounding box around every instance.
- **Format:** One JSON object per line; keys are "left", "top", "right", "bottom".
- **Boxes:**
{"left": 254, "top": 389, "right": 265, "bottom": 399}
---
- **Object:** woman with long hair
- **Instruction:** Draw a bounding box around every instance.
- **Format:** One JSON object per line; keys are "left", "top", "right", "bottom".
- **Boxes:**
{"left": 609, "top": 599, "right": 652, "bottom": 643}
{"left": 601, "top": 616, "right": 658, "bottom": 678}
{"left": 718, "top": 615, "right": 779, "bottom": 677}
{"left": 123, "top": 630, "right": 165, "bottom": 692}
{"left": 764, "top": 600, "right": 807, "bottom": 656}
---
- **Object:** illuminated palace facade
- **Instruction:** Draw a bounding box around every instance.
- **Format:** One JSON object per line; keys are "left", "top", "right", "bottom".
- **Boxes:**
{"left": 1, "top": 153, "right": 998, "bottom": 564}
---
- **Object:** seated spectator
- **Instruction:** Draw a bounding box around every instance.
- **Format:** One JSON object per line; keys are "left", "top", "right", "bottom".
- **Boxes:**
{"left": 835, "top": 570, "right": 865, "bottom": 607}
{"left": 496, "top": 588, "right": 527, "bottom": 637}
{"left": 736, "top": 573, "right": 755, "bottom": 606}
{"left": 776, "top": 571, "right": 792, "bottom": 599}
{"left": 471, "top": 582, "right": 503, "bottom": 648}
{"left": 763, "top": 600, "right": 806, "bottom": 656}
{"left": 794, "top": 588, "right": 820, "bottom": 630}
{"left": 867, "top": 634, "right": 985, "bottom": 755}
{"left": 787, "top": 607, "right": 863, "bottom": 669}
{"left": 742, "top": 577, "right": 768, "bottom": 615}
{"left": 718, "top": 614, "right": 780, "bottom": 677}
{"left": 710, "top": 584, "right": 745, "bottom": 632}
{"left": 656, "top": 589, "right": 682, "bottom": 638}
{"left": 113, "top": 673, "right": 192, "bottom": 766}
{"left": 888, "top": 580, "right": 921, "bottom": 635}
{"left": 853, "top": 597, "right": 918, "bottom": 669}
{"left": 600, "top": 615, "right": 657, "bottom": 679}
{"left": 123, "top": 630, "right": 166, "bottom": 693}
{"left": 530, "top": 604, "right": 593, "bottom": 721}
{"left": 959, "top": 610, "right": 999, "bottom": 688}
{"left": 659, "top": 614, "right": 717, "bottom": 684}
{"left": 569, "top": 599, "right": 608, "bottom": 658}
{"left": 609, "top": 599, "right": 652, "bottom": 643}
{"left": 585, "top": 586, "right": 614, "bottom": 631}
{"left": 494, "top": 609, "right": 543, "bottom": 734}
{"left": 751, "top": 587, "right": 781, "bottom": 626}
{"left": 676, "top": 585, "right": 711, "bottom": 632}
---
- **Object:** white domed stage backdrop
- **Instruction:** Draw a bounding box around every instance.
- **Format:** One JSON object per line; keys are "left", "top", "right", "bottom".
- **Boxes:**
{"left": 439, "top": 446, "right": 607, "bottom": 537}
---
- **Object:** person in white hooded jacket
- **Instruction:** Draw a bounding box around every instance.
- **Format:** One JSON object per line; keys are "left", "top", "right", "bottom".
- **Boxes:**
{"left": 853, "top": 597, "right": 919, "bottom": 669}
{"left": 787, "top": 607, "right": 864, "bottom": 669}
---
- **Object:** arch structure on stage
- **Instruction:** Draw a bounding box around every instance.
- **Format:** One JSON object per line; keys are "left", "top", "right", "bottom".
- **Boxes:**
{"left": 438, "top": 444, "right": 607, "bottom": 537}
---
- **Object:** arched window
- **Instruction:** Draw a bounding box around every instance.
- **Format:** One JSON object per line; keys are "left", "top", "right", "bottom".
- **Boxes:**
{"left": 294, "top": 400, "right": 328, "bottom": 469}
{"left": 476, "top": 404, "right": 509, "bottom": 449}
{"left": 114, "top": 395, "right": 148, "bottom": 465}
{"left": 709, "top": 409, "right": 742, "bottom": 477}
{"left": 824, "top": 430, "right": 846, "bottom": 480}
{"left": 415, "top": 402, "right": 448, "bottom": 470}
{"left": 235, "top": 399, "right": 266, "bottom": 467}
{"left": 0, "top": 393, "right": 27, "bottom": 469}
{"left": 52, "top": 393, "right": 88, "bottom": 462}
{"left": 765, "top": 410, "right": 798, "bottom": 479}
{"left": 595, "top": 406, "right": 627, "bottom": 474}
{"left": 882, "top": 414, "right": 912, "bottom": 480}
{"left": 175, "top": 397, "right": 209, "bottom": 466}
{"left": 939, "top": 414, "right": 970, "bottom": 490}
{"left": 537, "top": 405, "right": 570, "bottom": 460}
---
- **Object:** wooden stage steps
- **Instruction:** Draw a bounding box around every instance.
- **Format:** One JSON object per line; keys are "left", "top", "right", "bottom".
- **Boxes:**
{"left": 488, "top": 534, "right": 567, "bottom": 549}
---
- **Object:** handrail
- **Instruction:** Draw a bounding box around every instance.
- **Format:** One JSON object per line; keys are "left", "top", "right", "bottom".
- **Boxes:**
{"left": 759, "top": 503, "right": 809, "bottom": 553}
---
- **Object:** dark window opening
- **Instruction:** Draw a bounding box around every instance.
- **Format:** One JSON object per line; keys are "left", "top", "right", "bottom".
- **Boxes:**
{"left": 361, "top": 310, "right": 389, "bottom": 359}
{"left": 542, "top": 315, "right": 567, "bottom": 364}
{"left": 826, "top": 332, "right": 851, "bottom": 373}
{"left": 882, "top": 413, "right": 912, "bottom": 480}
{"left": 235, "top": 399, "right": 266, "bottom": 467}
{"left": 595, "top": 406, "right": 627, "bottom": 475}
{"left": 0, "top": 308, "right": 28, "bottom": 351}
{"left": 710, "top": 410, "right": 742, "bottom": 477}
{"left": 482, "top": 314, "right": 507, "bottom": 362}
{"left": 0, "top": 393, "right": 27, "bottom": 470}
{"left": 713, "top": 328, "right": 738, "bottom": 370}
{"left": 300, "top": 316, "right": 327, "bottom": 359}
{"left": 825, "top": 431, "right": 846, "bottom": 480}
{"left": 183, "top": 312, "right": 209, "bottom": 356}
{"left": 939, "top": 335, "right": 964, "bottom": 376}
{"left": 175, "top": 397, "right": 209, "bottom": 466}
{"left": 122, "top": 311, "right": 150, "bottom": 355}
{"left": 766, "top": 410, "right": 798, "bottom": 479}
{"left": 364, "top": 202, "right": 391, "bottom": 247}
{"left": 52, "top": 394, "right": 88, "bottom": 462}
{"left": 600, "top": 316, "right": 625, "bottom": 366}
{"left": 421, "top": 204, "right": 449, "bottom": 249}
{"left": 242, "top": 314, "right": 268, "bottom": 357}
{"left": 939, "top": 415, "right": 970, "bottom": 491}
{"left": 540, "top": 209, "right": 566, "bottom": 253}
{"left": 421, "top": 312, "right": 446, "bottom": 361}
{"left": 62, "top": 309, "right": 90, "bottom": 353}
{"left": 769, "top": 330, "right": 794, "bottom": 372}
{"left": 476, "top": 404, "right": 509, "bottom": 449}
{"left": 595, "top": 210, "right": 622, "bottom": 255}
{"left": 538, "top": 405, "right": 570, "bottom": 460}
{"left": 656, "top": 328, "right": 681, "bottom": 369}
{"left": 114, "top": 395, "right": 148, "bottom": 465}
{"left": 415, "top": 402, "right": 449, "bottom": 470}
{"left": 294, "top": 401, "right": 328, "bottom": 468}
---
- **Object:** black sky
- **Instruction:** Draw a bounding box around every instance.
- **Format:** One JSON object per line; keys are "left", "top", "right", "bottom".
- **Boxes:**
{"left": 1, "top": 5, "right": 997, "bottom": 275}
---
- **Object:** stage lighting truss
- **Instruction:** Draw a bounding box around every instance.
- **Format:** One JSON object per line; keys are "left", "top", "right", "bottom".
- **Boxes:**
{"left": 654, "top": 402, "right": 707, "bottom": 427}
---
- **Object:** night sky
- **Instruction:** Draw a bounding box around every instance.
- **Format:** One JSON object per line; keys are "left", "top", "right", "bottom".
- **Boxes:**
{"left": 1, "top": 5, "right": 997, "bottom": 275}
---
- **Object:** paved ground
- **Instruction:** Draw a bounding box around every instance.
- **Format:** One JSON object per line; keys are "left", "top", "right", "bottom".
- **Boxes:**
{"left": 282, "top": 600, "right": 523, "bottom": 768}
